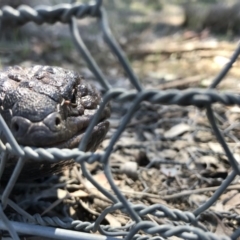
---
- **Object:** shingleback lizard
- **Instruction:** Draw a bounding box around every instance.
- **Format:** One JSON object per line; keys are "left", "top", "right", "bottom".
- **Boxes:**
{"left": 0, "top": 65, "right": 110, "bottom": 181}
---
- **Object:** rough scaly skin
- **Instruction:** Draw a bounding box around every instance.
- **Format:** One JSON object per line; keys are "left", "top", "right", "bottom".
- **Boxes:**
{"left": 0, "top": 65, "right": 110, "bottom": 180}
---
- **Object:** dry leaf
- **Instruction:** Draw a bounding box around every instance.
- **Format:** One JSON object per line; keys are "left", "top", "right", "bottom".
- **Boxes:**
{"left": 198, "top": 156, "right": 218, "bottom": 167}
{"left": 213, "top": 56, "right": 230, "bottom": 67}
{"left": 189, "top": 194, "right": 208, "bottom": 207}
{"left": 143, "top": 131, "right": 155, "bottom": 140}
{"left": 105, "top": 214, "right": 122, "bottom": 228}
{"left": 80, "top": 199, "right": 99, "bottom": 216}
{"left": 208, "top": 142, "right": 224, "bottom": 154}
{"left": 161, "top": 149, "right": 177, "bottom": 159}
{"left": 120, "top": 161, "right": 138, "bottom": 179}
{"left": 70, "top": 190, "right": 89, "bottom": 198}
{"left": 164, "top": 123, "right": 191, "bottom": 138}
{"left": 233, "top": 153, "right": 240, "bottom": 163}
{"left": 211, "top": 202, "right": 225, "bottom": 212}
{"left": 57, "top": 189, "right": 70, "bottom": 199}
{"left": 85, "top": 172, "right": 120, "bottom": 191}
{"left": 229, "top": 106, "right": 240, "bottom": 113}
{"left": 160, "top": 165, "right": 181, "bottom": 177}
{"left": 223, "top": 193, "right": 240, "bottom": 212}
{"left": 214, "top": 214, "right": 232, "bottom": 237}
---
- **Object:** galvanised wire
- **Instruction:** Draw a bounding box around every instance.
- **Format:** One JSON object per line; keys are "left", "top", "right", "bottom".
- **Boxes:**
{"left": 219, "top": 212, "right": 240, "bottom": 222}
{"left": 0, "top": 219, "right": 120, "bottom": 240}
{"left": 209, "top": 42, "right": 240, "bottom": 89}
{"left": 0, "top": 1, "right": 240, "bottom": 240}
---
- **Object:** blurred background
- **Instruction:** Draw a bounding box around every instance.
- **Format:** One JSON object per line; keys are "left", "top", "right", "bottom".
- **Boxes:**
{"left": 1, "top": 0, "right": 240, "bottom": 90}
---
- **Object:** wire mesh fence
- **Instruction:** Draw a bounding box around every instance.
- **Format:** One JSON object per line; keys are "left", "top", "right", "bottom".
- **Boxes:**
{"left": 0, "top": 1, "right": 240, "bottom": 240}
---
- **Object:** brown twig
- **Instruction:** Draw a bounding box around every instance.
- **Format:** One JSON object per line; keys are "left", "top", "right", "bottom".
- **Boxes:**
{"left": 118, "top": 184, "right": 240, "bottom": 200}
{"left": 156, "top": 75, "right": 206, "bottom": 90}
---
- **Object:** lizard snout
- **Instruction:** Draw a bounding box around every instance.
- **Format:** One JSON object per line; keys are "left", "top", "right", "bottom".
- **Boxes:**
{"left": 43, "top": 112, "right": 63, "bottom": 132}
{"left": 11, "top": 116, "right": 31, "bottom": 139}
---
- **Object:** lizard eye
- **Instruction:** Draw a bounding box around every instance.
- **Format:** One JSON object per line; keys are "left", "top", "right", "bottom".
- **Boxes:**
{"left": 71, "top": 89, "right": 77, "bottom": 107}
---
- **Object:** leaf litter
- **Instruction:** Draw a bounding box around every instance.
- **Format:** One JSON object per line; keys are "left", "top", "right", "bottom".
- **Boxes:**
{"left": 6, "top": 101, "right": 240, "bottom": 237}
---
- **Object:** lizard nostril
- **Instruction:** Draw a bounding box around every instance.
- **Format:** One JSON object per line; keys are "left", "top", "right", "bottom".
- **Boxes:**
{"left": 55, "top": 117, "right": 61, "bottom": 126}
{"left": 43, "top": 113, "right": 62, "bottom": 132}
{"left": 12, "top": 122, "right": 19, "bottom": 132}
{"left": 11, "top": 116, "right": 30, "bottom": 138}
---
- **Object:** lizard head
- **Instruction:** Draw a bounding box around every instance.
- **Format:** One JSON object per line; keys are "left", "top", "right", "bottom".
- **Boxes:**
{"left": 0, "top": 65, "right": 110, "bottom": 151}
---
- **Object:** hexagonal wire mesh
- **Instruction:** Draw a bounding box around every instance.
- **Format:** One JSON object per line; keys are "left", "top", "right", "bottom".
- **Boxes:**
{"left": 0, "top": 1, "right": 240, "bottom": 240}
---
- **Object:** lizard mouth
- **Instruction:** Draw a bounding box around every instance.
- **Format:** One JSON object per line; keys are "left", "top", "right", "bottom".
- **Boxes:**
{"left": 10, "top": 105, "right": 110, "bottom": 150}
{"left": 54, "top": 120, "right": 109, "bottom": 150}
